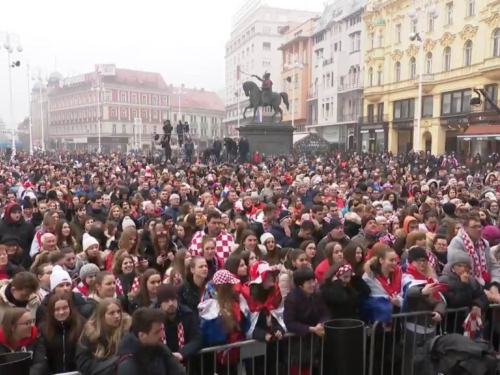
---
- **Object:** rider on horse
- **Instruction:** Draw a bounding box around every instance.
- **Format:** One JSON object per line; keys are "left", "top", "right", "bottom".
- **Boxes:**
{"left": 252, "top": 72, "right": 273, "bottom": 106}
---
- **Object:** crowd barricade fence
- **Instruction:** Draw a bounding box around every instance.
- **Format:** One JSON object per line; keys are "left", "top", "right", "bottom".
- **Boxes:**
{"left": 53, "top": 304, "right": 500, "bottom": 375}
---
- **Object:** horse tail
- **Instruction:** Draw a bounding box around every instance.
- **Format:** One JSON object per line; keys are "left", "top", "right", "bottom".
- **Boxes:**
{"left": 280, "top": 92, "right": 289, "bottom": 110}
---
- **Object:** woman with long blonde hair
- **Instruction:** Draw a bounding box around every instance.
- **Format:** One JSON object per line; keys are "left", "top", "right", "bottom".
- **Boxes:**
{"left": 106, "top": 227, "right": 142, "bottom": 271}
{"left": 76, "top": 298, "right": 131, "bottom": 374}
{"left": 108, "top": 205, "right": 123, "bottom": 222}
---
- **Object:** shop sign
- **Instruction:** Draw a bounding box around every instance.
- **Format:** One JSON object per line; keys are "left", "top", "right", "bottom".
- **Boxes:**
{"left": 393, "top": 120, "right": 414, "bottom": 129}
{"left": 294, "top": 134, "right": 330, "bottom": 152}
{"left": 440, "top": 116, "right": 468, "bottom": 126}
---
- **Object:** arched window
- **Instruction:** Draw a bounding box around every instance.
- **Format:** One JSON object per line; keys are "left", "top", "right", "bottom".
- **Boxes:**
{"left": 368, "top": 67, "right": 373, "bottom": 86}
{"left": 464, "top": 40, "right": 473, "bottom": 67}
{"left": 426, "top": 52, "right": 433, "bottom": 74}
{"left": 410, "top": 57, "right": 416, "bottom": 79}
{"left": 443, "top": 47, "right": 451, "bottom": 71}
{"left": 493, "top": 29, "right": 500, "bottom": 57}
{"left": 395, "top": 62, "right": 401, "bottom": 82}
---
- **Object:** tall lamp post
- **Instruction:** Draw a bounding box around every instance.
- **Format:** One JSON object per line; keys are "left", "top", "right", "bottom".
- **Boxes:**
{"left": 173, "top": 87, "right": 186, "bottom": 123}
{"left": 91, "top": 71, "right": 106, "bottom": 153}
{"left": 408, "top": 0, "right": 439, "bottom": 151}
{"left": 26, "top": 62, "right": 33, "bottom": 155}
{"left": 284, "top": 56, "right": 303, "bottom": 128}
{"left": 0, "top": 32, "right": 23, "bottom": 128}
{"left": 31, "top": 67, "right": 48, "bottom": 152}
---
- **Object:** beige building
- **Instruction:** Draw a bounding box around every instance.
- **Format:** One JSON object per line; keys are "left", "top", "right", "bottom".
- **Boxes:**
{"left": 362, "top": 0, "right": 500, "bottom": 155}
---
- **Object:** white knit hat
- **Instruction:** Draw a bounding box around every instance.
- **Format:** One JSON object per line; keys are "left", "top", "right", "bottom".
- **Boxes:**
{"left": 260, "top": 233, "right": 274, "bottom": 245}
{"left": 122, "top": 216, "right": 136, "bottom": 231}
{"left": 50, "top": 265, "right": 72, "bottom": 291}
{"left": 82, "top": 233, "right": 99, "bottom": 252}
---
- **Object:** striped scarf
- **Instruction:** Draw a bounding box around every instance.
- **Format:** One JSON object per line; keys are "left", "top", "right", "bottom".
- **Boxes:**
{"left": 161, "top": 321, "right": 185, "bottom": 350}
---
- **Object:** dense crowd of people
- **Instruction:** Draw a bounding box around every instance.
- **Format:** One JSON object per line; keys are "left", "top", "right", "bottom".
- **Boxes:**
{"left": 0, "top": 148, "right": 499, "bottom": 375}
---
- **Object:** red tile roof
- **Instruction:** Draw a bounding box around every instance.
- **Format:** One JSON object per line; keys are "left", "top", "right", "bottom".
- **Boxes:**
{"left": 171, "top": 87, "right": 224, "bottom": 112}
{"left": 104, "top": 68, "right": 169, "bottom": 90}
{"left": 464, "top": 124, "right": 500, "bottom": 135}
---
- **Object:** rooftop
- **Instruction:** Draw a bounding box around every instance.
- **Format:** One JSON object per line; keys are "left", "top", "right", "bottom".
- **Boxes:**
{"left": 171, "top": 87, "right": 225, "bottom": 112}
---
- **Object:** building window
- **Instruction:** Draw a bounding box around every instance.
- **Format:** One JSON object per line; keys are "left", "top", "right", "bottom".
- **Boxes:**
{"left": 120, "top": 92, "right": 127, "bottom": 102}
{"left": 162, "top": 96, "right": 168, "bottom": 106}
{"left": 142, "top": 110, "right": 148, "bottom": 119}
{"left": 152, "top": 96, "right": 158, "bottom": 105}
{"left": 441, "top": 90, "right": 471, "bottom": 115}
{"left": 467, "top": 0, "right": 475, "bottom": 16}
{"left": 131, "top": 93, "right": 137, "bottom": 103}
{"left": 410, "top": 57, "right": 416, "bottom": 79}
{"left": 443, "top": 47, "right": 452, "bottom": 71}
{"left": 112, "top": 124, "right": 116, "bottom": 133}
{"left": 412, "top": 19, "right": 418, "bottom": 34}
{"left": 493, "top": 29, "right": 500, "bottom": 57}
{"left": 422, "top": 96, "right": 433, "bottom": 117}
{"left": 428, "top": 15, "right": 435, "bottom": 32}
{"left": 121, "top": 108, "right": 127, "bottom": 118}
{"left": 142, "top": 94, "right": 147, "bottom": 104}
{"left": 485, "top": 84, "right": 498, "bottom": 110}
{"left": 367, "top": 104, "right": 374, "bottom": 122}
{"left": 395, "top": 62, "right": 401, "bottom": 82}
{"left": 111, "top": 108, "right": 117, "bottom": 117}
{"left": 263, "top": 27, "right": 271, "bottom": 34}
{"left": 377, "top": 103, "right": 384, "bottom": 121}
{"left": 377, "top": 70, "right": 382, "bottom": 85}
{"left": 396, "top": 24, "right": 401, "bottom": 43}
{"left": 446, "top": 2, "right": 453, "bottom": 25}
{"left": 263, "top": 42, "right": 271, "bottom": 51}
{"left": 393, "top": 99, "right": 415, "bottom": 120}
{"left": 132, "top": 109, "right": 138, "bottom": 118}
{"left": 263, "top": 58, "right": 271, "bottom": 67}
{"left": 122, "top": 124, "right": 126, "bottom": 133}
{"left": 426, "top": 52, "right": 433, "bottom": 74}
{"left": 368, "top": 68, "right": 373, "bottom": 86}
{"left": 153, "top": 110, "right": 158, "bottom": 119}
{"left": 464, "top": 40, "right": 473, "bottom": 66}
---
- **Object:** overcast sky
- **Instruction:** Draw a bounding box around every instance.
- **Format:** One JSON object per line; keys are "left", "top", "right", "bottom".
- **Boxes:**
{"left": 0, "top": 0, "right": 325, "bottom": 128}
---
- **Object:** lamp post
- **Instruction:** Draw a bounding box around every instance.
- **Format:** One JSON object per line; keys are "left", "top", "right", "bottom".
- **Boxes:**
{"left": 26, "top": 62, "right": 33, "bottom": 155}
{"left": 173, "top": 87, "right": 187, "bottom": 123}
{"left": 91, "top": 70, "right": 106, "bottom": 153}
{"left": 0, "top": 32, "right": 23, "bottom": 129}
{"left": 31, "top": 67, "right": 48, "bottom": 152}
{"left": 408, "top": 0, "right": 439, "bottom": 151}
{"left": 284, "top": 56, "right": 303, "bottom": 128}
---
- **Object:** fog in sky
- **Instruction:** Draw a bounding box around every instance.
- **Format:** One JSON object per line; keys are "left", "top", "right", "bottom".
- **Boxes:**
{"left": 0, "top": 0, "right": 325, "bottom": 128}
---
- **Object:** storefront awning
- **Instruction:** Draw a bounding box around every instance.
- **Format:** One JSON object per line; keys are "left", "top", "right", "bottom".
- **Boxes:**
{"left": 457, "top": 125, "right": 500, "bottom": 140}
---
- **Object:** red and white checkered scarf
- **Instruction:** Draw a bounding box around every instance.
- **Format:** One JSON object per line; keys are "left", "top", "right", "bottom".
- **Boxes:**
{"left": 460, "top": 228, "right": 489, "bottom": 283}
{"left": 115, "top": 276, "right": 141, "bottom": 295}
{"left": 161, "top": 321, "right": 185, "bottom": 349}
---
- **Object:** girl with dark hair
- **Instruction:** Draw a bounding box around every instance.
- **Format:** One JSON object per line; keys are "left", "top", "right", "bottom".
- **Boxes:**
{"left": 200, "top": 235, "right": 224, "bottom": 281}
{"left": 163, "top": 249, "right": 192, "bottom": 286}
{"left": 39, "top": 293, "right": 84, "bottom": 374}
{"left": 300, "top": 240, "right": 317, "bottom": 269}
{"left": 178, "top": 257, "right": 208, "bottom": 314}
{"left": 315, "top": 242, "right": 344, "bottom": 284}
{"left": 55, "top": 219, "right": 77, "bottom": 252}
{"left": 128, "top": 268, "right": 161, "bottom": 314}
{"left": 112, "top": 252, "right": 139, "bottom": 297}
{"left": 224, "top": 253, "right": 249, "bottom": 283}
{"left": 279, "top": 248, "right": 309, "bottom": 298}
{"left": 232, "top": 230, "right": 266, "bottom": 260}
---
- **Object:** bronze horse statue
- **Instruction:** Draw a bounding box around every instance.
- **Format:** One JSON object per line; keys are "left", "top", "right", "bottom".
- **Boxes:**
{"left": 242, "top": 81, "right": 289, "bottom": 122}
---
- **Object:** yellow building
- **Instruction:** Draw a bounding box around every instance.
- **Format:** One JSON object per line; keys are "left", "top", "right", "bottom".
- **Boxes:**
{"left": 362, "top": 0, "right": 500, "bottom": 155}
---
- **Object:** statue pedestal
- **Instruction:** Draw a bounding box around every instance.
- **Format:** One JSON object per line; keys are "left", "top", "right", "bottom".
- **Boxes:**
{"left": 238, "top": 118, "right": 294, "bottom": 157}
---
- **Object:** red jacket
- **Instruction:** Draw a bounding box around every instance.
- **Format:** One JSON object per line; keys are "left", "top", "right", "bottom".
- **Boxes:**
{"left": 315, "top": 259, "right": 331, "bottom": 285}
{"left": 253, "top": 153, "right": 262, "bottom": 164}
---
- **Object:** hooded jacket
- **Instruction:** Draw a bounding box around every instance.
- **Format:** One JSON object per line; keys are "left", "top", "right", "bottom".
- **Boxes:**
{"left": 0, "top": 203, "right": 35, "bottom": 258}
{"left": 0, "top": 326, "right": 48, "bottom": 375}
{"left": 116, "top": 333, "right": 186, "bottom": 375}
{"left": 0, "top": 283, "right": 39, "bottom": 325}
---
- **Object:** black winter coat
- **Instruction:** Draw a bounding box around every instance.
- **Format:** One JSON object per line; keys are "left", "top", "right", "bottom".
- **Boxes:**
{"left": 76, "top": 334, "right": 118, "bottom": 375}
{"left": 164, "top": 303, "right": 203, "bottom": 360}
{"left": 116, "top": 333, "right": 186, "bottom": 375}
{"left": 320, "top": 278, "right": 365, "bottom": 319}
{"left": 39, "top": 319, "right": 84, "bottom": 374}
{"left": 177, "top": 278, "right": 204, "bottom": 318}
{"left": 86, "top": 207, "right": 108, "bottom": 224}
{"left": 0, "top": 217, "right": 35, "bottom": 258}
{"left": 0, "top": 327, "right": 48, "bottom": 375}
{"left": 36, "top": 291, "right": 93, "bottom": 325}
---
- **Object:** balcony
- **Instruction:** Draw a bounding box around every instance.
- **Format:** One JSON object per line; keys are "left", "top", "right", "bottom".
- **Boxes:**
{"left": 338, "top": 113, "right": 359, "bottom": 122}
{"left": 307, "top": 91, "right": 318, "bottom": 99}
{"left": 323, "top": 58, "right": 334, "bottom": 66}
{"left": 338, "top": 81, "right": 364, "bottom": 93}
{"left": 363, "top": 114, "right": 388, "bottom": 124}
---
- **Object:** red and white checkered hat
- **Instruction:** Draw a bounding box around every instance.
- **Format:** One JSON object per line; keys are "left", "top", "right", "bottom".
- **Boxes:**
{"left": 249, "top": 261, "right": 279, "bottom": 285}
{"left": 213, "top": 270, "right": 240, "bottom": 285}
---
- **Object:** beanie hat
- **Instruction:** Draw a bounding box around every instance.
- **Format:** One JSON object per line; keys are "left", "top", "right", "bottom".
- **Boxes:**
{"left": 407, "top": 246, "right": 429, "bottom": 263}
{"left": 79, "top": 263, "right": 100, "bottom": 281}
{"left": 0, "top": 235, "right": 20, "bottom": 247}
{"left": 383, "top": 205, "right": 393, "bottom": 213}
{"left": 157, "top": 284, "right": 178, "bottom": 304}
{"left": 22, "top": 196, "right": 33, "bottom": 209}
{"left": 260, "top": 233, "right": 274, "bottom": 245}
{"left": 82, "top": 233, "right": 99, "bottom": 252}
{"left": 122, "top": 216, "right": 136, "bottom": 231}
{"left": 361, "top": 215, "right": 375, "bottom": 230}
{"left": 483, "top": 225, "right": 500, "bottom": 245}
{"left": 325, "top": 218, "right": 342, "bottom": 232}
{"left": 50, "top": 265, "right": 72, "bottom": 291}
{"left": 448, "top": 253, "right": 472, "bottom": 268}
{"left": 443, "top": 202, "right": 456, "bottom": 216}
{"left": 279, "top": 210, "right": 292, "bottom": 223}
{"left": 9, "top": 203, "right": 22, "bottom": 213}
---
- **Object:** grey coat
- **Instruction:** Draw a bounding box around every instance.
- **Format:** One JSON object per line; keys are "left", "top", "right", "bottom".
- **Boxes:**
{"left": 448, "top": 235, "right": 500, "bottom": 286}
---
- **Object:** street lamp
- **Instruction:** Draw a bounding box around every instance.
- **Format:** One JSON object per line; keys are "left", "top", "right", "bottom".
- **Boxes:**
{"left": 408, "top": 0, "right": 439, "bottom": 151}
{"left": 284, "top": 58, "right": 303, "bottom": 128}
{"left": 0, "top": 32, "right": 23, "bottom": 129}
{"left": 173, "top": 88, "right": 187, "bottom": 124}
{"left": 25, "top": 62, "right": 34, "bottom": 155}
{"left": 31, "top": 67, "right": 48, "bottom": 152}
{"left": 91, "top": 71, "right": 107, "bottom": 153}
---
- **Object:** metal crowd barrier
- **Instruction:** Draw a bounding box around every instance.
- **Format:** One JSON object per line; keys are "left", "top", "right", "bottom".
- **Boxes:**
{"left": 55, "top": 304, "right": 500, "bottom": 375}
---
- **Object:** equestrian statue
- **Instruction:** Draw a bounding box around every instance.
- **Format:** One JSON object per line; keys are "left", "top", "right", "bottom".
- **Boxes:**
{"left": 242, "top": 71, "right": 289, "bottom": 122}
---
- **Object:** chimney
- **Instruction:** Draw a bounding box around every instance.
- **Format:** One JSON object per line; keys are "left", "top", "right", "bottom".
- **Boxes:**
{"left": 201, "top": 88, "right": 205, "bottom": 91}
{"left": 181, "top": 84, "right": 185, "bottom": 89}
